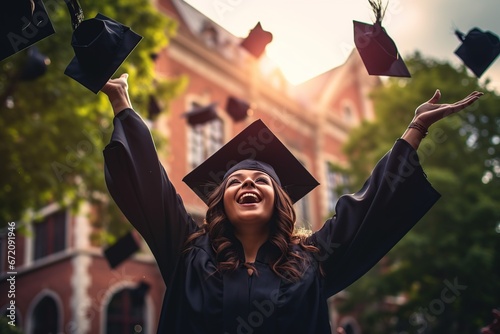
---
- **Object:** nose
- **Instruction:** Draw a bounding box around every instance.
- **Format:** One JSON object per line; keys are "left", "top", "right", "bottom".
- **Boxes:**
{"left": 241, "top": 177, "right": 256, "bottom": 188}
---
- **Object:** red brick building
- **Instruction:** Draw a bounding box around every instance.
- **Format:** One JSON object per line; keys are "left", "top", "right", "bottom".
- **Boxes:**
{"left": 0, "top": 0, "right": 380, "bottom": 333}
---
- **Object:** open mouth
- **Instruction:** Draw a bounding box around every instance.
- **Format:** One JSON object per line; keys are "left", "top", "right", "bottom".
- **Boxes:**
{"left": 237, "top": 192, "right": 261, "bottom": 204}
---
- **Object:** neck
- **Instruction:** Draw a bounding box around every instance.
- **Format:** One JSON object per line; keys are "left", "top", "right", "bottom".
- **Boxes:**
{"left": 234, "top": 225, "right": 269, "bottom": 263}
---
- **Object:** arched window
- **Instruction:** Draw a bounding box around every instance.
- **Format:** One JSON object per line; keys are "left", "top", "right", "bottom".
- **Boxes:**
{"left": 31, "top": 296, "right": 59, "bottom": 334}
{"left": 187, "top": 116, "right": 224, "bottom": 169}
{"left": 106, "top": 284, "right": 148, "bottom": 334}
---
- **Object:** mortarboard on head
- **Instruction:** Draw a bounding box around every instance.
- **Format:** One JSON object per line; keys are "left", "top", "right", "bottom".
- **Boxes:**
{"left": 182, "top": 119, "right": 319, "bottom": 204}
{"left": 225, "top": 96, "right": 251, "bottom": 122}
{"left": 64, "top": 9, "right": 143, "bottom": 94}
{"left": 353, "top": 0, "right": 410, "bottom": 78}
{"left": 454, "top": 27, "right": 500, "bottom": 78}
{"left": 0, "top": 0, "right": 55, "bottom": 62}
{"left": 183, "top": 102, "right": 219, "bottom": 126}
{"left": 240, "top": 22, "right": 273, "bottom": 58}
{"left": 103, "top": 231, "right": 141, "bottom": 269}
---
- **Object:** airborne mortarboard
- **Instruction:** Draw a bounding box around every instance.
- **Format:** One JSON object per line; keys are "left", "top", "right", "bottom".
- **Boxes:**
{"left": 225, "top": 96, "right": 251, "bottom": 122}
{"left": 183, "top": 102, "right": 219, "bottom": 126}
{"left": 182, "top": 119, "right": 319, "bottom": 204}
{"left": 64, "top": 1, "right": 143, "bottom": 94}
{"left": 240, "top": 22, "right": 273, "bottom": 58}
{"left": 454, "top": 27, "right": 500, "bottom": 78}
{"left": 0, "top": 0, "right": 55, "bottom": 62}
{"left": 353, "top": 0, "right": 410, "bottom": 78}
{"left": 103, "top": 231, "right": 141, "bottom": 269}
{"left": 19, "top": 46, "right": 50, "bottom": 81}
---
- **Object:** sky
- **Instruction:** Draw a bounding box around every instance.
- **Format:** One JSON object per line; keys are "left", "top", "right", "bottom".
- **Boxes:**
{"left": 184, "top": 0, "right": 500, "bottom": 91}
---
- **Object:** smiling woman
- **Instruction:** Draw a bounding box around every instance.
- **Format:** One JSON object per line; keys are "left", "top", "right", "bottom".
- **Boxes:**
{"left": 100, "top": 73, "right": 482, "bottom": 334}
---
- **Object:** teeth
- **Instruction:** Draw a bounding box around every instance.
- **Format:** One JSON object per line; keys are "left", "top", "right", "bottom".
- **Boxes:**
{"left": 238, "top": 193, "right": 259, "bottom": 204}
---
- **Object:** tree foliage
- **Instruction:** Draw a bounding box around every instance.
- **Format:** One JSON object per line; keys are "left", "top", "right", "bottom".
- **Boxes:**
{"left": 0, "top": 0, "right": 186, "bottom": 234}
{"left": 337, "top": 52, "right": 500, "bottom": 333}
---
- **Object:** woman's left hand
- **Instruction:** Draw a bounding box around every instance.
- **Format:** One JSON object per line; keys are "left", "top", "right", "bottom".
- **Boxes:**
{"left": 413, "top": 90, "right": 484, "bottom": 129}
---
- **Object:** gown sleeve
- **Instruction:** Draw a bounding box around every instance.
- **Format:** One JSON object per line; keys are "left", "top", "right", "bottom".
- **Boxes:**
{"left": 308, "top": 138, "right": 441, "bottom": 297}
{"left": 102, "top": 108, "right": 198, "bottom": 283}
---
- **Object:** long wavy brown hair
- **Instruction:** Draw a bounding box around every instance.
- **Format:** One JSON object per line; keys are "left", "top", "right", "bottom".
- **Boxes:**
{"left": 185, "top": 177, "right": 320, "bottom": 282}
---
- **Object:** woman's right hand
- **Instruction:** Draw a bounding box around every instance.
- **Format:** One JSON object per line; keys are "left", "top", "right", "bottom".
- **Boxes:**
{"left": 101, "top": 73, "right": 133, "bottom": 116}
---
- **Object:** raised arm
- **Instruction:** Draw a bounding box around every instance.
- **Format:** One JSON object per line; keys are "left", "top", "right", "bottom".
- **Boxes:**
{"left": 101, "top": 74, "right": 198, "bottom": 283}
{"left": 309, "top": 90, "right": 483, "bottom": 297}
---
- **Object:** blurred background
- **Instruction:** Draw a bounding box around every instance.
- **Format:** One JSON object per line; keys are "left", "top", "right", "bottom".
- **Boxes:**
{"left": 0, "top": 0, "right": 499, "bottom": 333}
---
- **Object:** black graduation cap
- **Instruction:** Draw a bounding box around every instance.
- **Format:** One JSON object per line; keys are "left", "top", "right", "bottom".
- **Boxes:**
{"left": 454, "top": 27, "right": 500, "bottom": 78}
{"left": 19, "top": 46, "right": 50, "bottom": 81}
{"left": 130, "top": 281, "right": 151, "bottom": 304}
{"left": 240, "top": 22, "right": 273, "bottom": 58}
{"left": 0, "top": 0, "right": 55, "bottom": 61}
{"left": 225, "top": 96, "right": 250, "bottom": 122}
{"left": 353, "top": 20, "right": 411, "bottom": 77}
{"left": 183, "top": 103, "right": 218, "bottom": 126}
{"left": 64, "top": 13, "right": 143, "bottom": 94}
{"left": 148, "top": 95, "right": 162, "bottom": 119}
{"left": 182, "top": 119, "right": 319, "bottom": 204}
{"left": 103, "top": 231, "right": 141, "bottom": 269}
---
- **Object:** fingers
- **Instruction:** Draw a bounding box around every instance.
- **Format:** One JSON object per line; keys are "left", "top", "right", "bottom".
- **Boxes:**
{"left": 454, "top": 91, "right": 484, "bottom": 108}
{"left": 443, "top": 91, "right": 484, "bottom": 117}
{"left": 428, "top": 89, "right": 441, "bottom": 104}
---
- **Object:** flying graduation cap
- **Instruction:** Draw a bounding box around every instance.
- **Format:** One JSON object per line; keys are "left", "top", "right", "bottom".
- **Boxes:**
{"left": 225, "top": 96, "right": 251, "bottom": 122}
{"left": 19, "top": 46, "right": 51, "bottom": 81}
{"left": 240, "top": 22, "right": 273, "bottom": 58}
{"left": 454, "top": 27, "right": 500, "bottom": 78}
{"left": 182, "top": 119, "right": 319, "bottom": 205}
{"left": 353, "top": 0, "right": 410, "bottom": 77}
{"left": 183, "top": 102, "right": 219, "bottom": 126}
{"left": 63, "top": 0, "right": 143, "bottom": 93}
{"left": 103, "top": 231, "right": 141, "bottom": 269}
{"left": 0, "top": 0, "right": 56, "bottom": 62}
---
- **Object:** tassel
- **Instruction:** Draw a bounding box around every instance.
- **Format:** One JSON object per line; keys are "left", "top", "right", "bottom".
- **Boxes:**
{"left": 368, "top": 0, "right": 388, "bottom": 24}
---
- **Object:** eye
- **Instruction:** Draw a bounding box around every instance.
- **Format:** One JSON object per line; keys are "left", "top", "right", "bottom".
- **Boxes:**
{"left": 227, "top": 178, "right": 240, "bottom": 186}
{"left": 255, "top": 177, "right": 270, "bottom": 184}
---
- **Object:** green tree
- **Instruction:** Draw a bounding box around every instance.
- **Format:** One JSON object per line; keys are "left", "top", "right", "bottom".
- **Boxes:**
{"left": 336, "top": 52, "right": 500, "bottom": 333}
{"left": 0, "top": 0, "right": 186, "bottom": 238}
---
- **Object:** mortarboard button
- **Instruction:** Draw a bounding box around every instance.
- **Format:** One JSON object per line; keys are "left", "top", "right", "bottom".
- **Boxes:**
{"left": 182, "top": 119, "right": 319, "bottom": 204}
{"left": 103, "top": 231, "right": 141, "bottom": 269}
{"left": 240, "top": 22, "right": 273, "bottom": 58}
{"left": 183, "top": 103, "right": 219, "bottom": 126}
{"left": 64, "top": 13, "right": 143, "bottom": 94}
{"left": 19, "top": 46, "right": 50, "bottom": 81}
{"left": 454, "top": 27, "right": 500, "bottom": 78}
{"left": 225, "top": 96, "right": 250, "bottom": 122}
{"left": 353, "top": 20, "right": 411, "bottom": 77}
{"left": 0, "top": 0, "right": 56, "bottom": 62}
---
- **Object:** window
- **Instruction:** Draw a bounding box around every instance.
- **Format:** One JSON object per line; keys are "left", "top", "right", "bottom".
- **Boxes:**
{"left": 343, "top": 105, "right": 353, "bottom": 122}
{"left": 294, "top": 158, "right": 311, "bottom": 230}
{"left": 187, "top": 117, "right": 224, "bottom": 169}
{"left": 294, "top": 197, "right": 311, "bottom": 230}
{"left": 106, "top": 284, "right": 148, "bottom": 334}
{"left": 31, "top": 296, "right": 59, "bottom": 334}
{"left": 34, "top": 210, "right": 66, "bottom": 260}
{"left": 326, "top": 162, "right": 349, "bottom": 213}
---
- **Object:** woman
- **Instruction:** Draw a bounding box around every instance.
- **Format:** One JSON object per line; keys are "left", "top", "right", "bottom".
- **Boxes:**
{"left": 101, "top": 73, "right": 482, "bottom": 333}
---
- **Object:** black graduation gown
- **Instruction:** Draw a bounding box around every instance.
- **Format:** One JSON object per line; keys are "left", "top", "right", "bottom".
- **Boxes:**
{"left": 103, "top": 108, "right": 441, "bottom": 334}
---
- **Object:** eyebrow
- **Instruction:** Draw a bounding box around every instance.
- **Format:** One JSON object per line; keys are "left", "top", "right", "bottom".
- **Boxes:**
{"left": 228, "top": 171, "right": 270, "bottom": 179}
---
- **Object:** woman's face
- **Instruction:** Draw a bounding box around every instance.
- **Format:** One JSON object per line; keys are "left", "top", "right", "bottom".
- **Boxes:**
{"left": 223, "top": 169, "right": 275, "bottom": 228}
